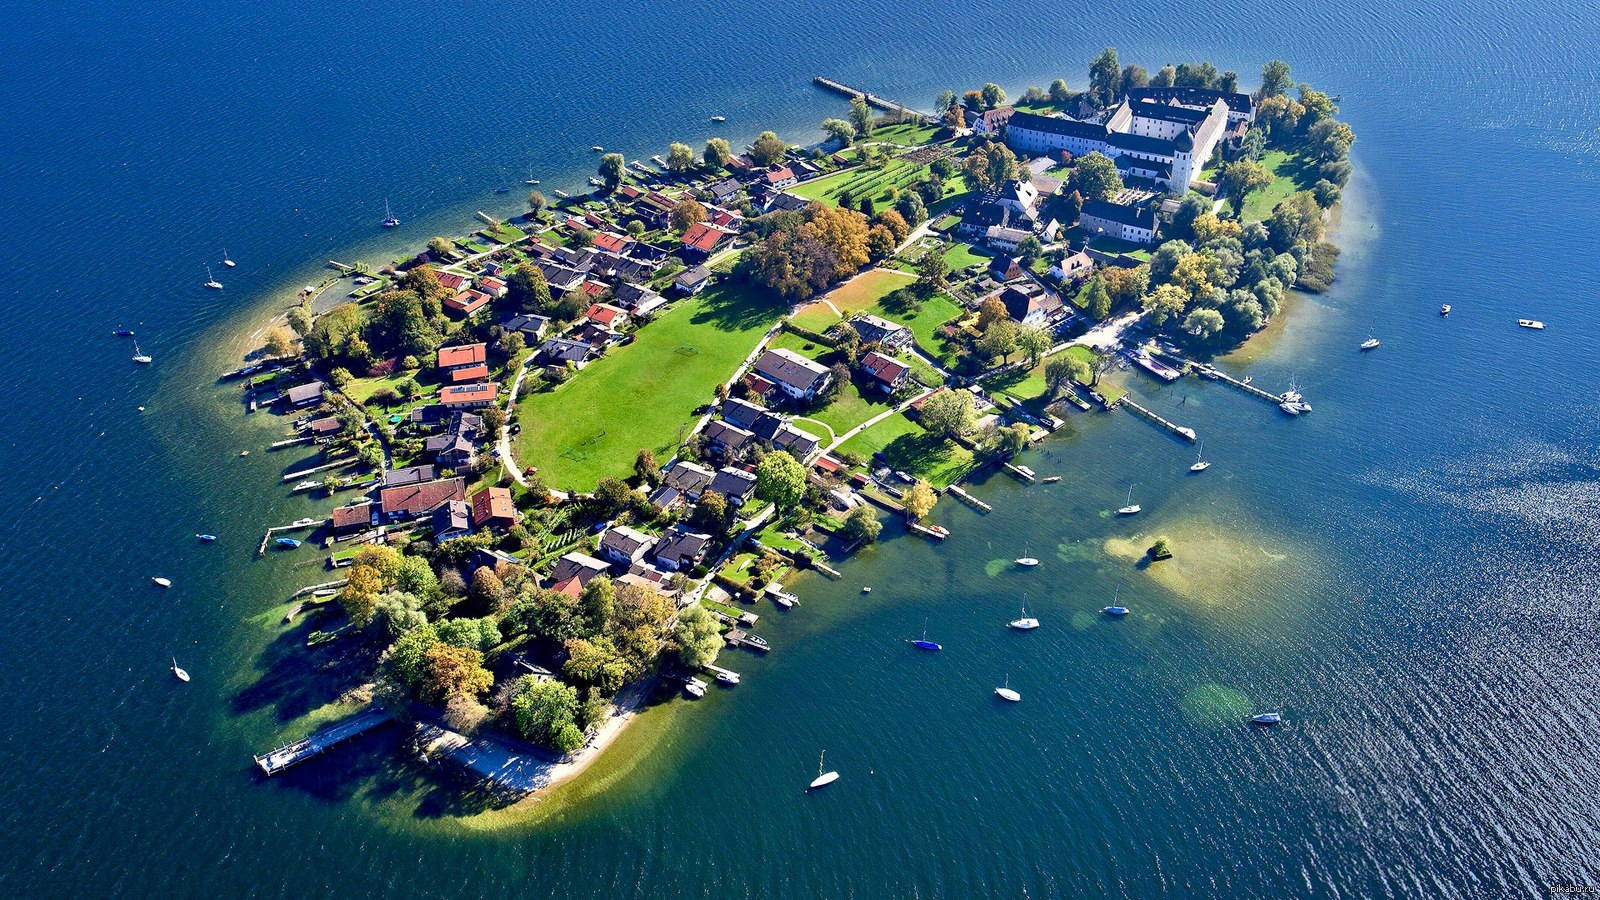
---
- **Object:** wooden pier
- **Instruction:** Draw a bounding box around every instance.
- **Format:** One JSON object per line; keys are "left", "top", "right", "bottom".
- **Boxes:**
{"left": 1003, "top": 463, "right": 1036, "bottom": 483}
{"left": 256, "top": 519, "right": 326, "bottom": 556}
{"left": 271, "top": 435, "right": 313, "bottom": 449}
{"left": 1194, "top": 364, "right": 1285, "bottom": 404}
{"left": 253, "top": 707, "right": 393, "bottom": 776}
{"left": 947, "top": 485, "right": 992, "bottom": 512}
{"left": 725, "top": 628, "right": 770, "bottom": 653}
{"left": 1114, "top": 397, "right": 1198, "bottom": 442}
{"left": 909, "top": 522, "right": 949, "bottom": 541}
{"left": 281, "top": 458, "right": 356, "bottom": 482}
{"left": 812, "top": 76, "right": 924, "bottom": 118}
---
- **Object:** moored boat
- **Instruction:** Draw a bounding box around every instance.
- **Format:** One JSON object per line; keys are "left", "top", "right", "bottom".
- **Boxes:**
{"left": 171, "top": 658, "right": 190, "bottom": 682}
{"left": 114, "top": 328, "right": 135, "bottom": 337}
{"left": 1041, "top": 475, "right": 1061, "bottom": 483}
{"left": 1190, "top": 441, "right": 1211, "bottom": 473}
{"left": 1008, "top": 606, "right": 1039, "bottom": 630}
{"left": 907, "top": 621, "right": 942, "bottom": 651}
{"left": 1101, "top": 606, "right": 1130, "bottom": 616}
{"left": 275, "top": 537, "right": 302, "bottom": 548}
{"left": 290, "top": 518, "right": 318, "bottom": 528}
{"left": 684, "top": 678, "right": 707, "bottom": 698}
{"left": 1116, "top": 485, "right": 1140, "bottom": 515}
{"left": 152, "top": 576, "right": 172, "bottom": 588}
{"left": 1519, "top": 319, "right": 1545, "bottom": 330}
{"left": 1251, "top": 712, "right": 1282, "bottom": 726}
{"left": 1360, "top": 335, "right": 1380, "bottom": 350}
{"left": 1439, "top": 304, "right": 1451, "bottom": 316}
{"left": 131, "top": 341, "right": 152, "bottom": 364}
{"left": 995, "top": 675, "right": 1021, "bottom": 702}
{"left": 195, "top": 533, "right": 217, "bottom": 542}
{"left": 808, "top": 751, "right": 839, "bottom": 790}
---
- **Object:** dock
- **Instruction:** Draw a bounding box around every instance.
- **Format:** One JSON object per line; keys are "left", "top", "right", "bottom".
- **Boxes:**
{"left": 1132, "top": 353, "right": 1183, "bottom": 382}
{"left": 1113, "top": 397, "right": 1198, "bottom": 442}
{"left": 909, "top": 522, "right": 949, "bottom": 541}
{"left": 1003, "top": 463, "right": 1036, "bottom": 483}
{"left": 270, "top": 435, "right": 313, "bottom": 449}
{"left": 257, "top": 519, "right": 325, "bottom": 556}
{"left": 253, "top": 706, "right": 393, "bottom": 776}
{"left": 812, "top": 76, "right": 924, "bottom": 118}
{"left": 947, "top": 485, "right": 992, "bottom": 512}
{"left": 725, "top": 628, "right": 770, "bottom": 653}
{"left": 1194, "top": 364, "right": 1287, "bottom": 404}
{"left": 704, "top": 664, "right": 741, "bottom": 684}
{"left": 281, "top": 458, "right": 356, "bottom": 482}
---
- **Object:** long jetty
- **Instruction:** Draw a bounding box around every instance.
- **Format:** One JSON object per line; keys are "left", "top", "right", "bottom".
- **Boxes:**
{"left": 812, "top": 76, "right": 923, "bottom": 118}
{"left": 1194, "top": 364, "right": 1287, "bottom": 404}
{"left": 1114, "top": 397, "right": 1198, "bottom": 442}
{"left": 253, "top": 707, "right": 393, "bottom": 776}
{"left": 946, "top": 485, "right": 992, "bottom": 512}
{"left": 257, "top": 519, "right": 326, "bottom": 556}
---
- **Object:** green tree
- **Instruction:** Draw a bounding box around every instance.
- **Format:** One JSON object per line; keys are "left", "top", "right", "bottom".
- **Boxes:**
{"left": 979, "top": 320, "right": 1019, "bottom": 360}
{"left": 935, "top": 89, "right": 956, "bottom": 111}
{"left": 1016, "top": 325, "right": 1051, "bottom": 366}
{"left": 980, "top": 422, "right": 1031, "bottom": 459}
{"left": 1305, "top": 118, "right": 1355, "bottom": 162}
{"left": 1259, "top": 60, "right": 1293, "bottom": 98}
{"left": 750, "top": 131, "right": 787, "bottom": 167}
{"left": 673, "top": 604, "right": 723, "bottom": 669}
{"left": 1219, "top": 71, "right": 1239, "bottom": 93}
{"left": 286, "top": 306, "right": 313, "bottom": 337}
{"left": 427, "top": 237, "right": 454, "bottom": 259}
{"left": 1088, "top": 47, "right": 1121, "bottom": 106}
{"left": 634, "top": 448, "right": 658, "bottom": 484}
{"left": 510, "top": 676, "right": 585, "bottom": 753}
{"left": 1048, "top": 78, "right": 1072, "bottom": 103}
{"left": 919, "top": 389, "right": 975, "bottom": 438}
{"left": 963, "top": 142, "right": 1021, "bottom": 194}
{"left": 1045, "top": 355, "right": 1090, "bottom": 396}
{"left": 704, "top": 137, "right": 732, "bottom": 168}
{"left": 1069, "top": 152, "right": 1123, "bottom": 202}
{"left": 1312, "top": 179, "right": 1342, "bottom": 208}
{"left": 916, "top": 249, "right": 949, "bottom": 290}
{"left": 1219, "top": 159, "right": 1274, "bottom": 214}
{"left": 755, "top": 451, "right": 806, "bottom": 509}
{"left": 848, "top": 96, "right": 873, "bottom": 139}
{"left": 1143, "top": 283, "right": 1189, "bottom": 325}
{"left": 894, "top": 191, "right": 926, "bottom": 226}
{"left": 1151, "top": 65, "right": 1177, "bottom": 88}
{"left": 1182, "top": 307, "right": 1226, "bottom": 339}
{"left": 436, "top": 616, "right": 501, "bottom": 653}
{"left": 903, "top": 479, "right": 937, "bottom": 521}
{"left": 419, "top": 643, "right": 492, "bottom": 704}
{"left": 388, "top": 622, "right": 439, "bottom": 689}
{"left": 690, "top": 490, "right": 728, "bottom": 532}
{"left": 1081, "top": 274, "right": 1113, "bottom": 318}
{"left": 598, "top": 153, "right": 625, "bottom": 191}
{"left": 821, "top": 118, "right": 855, "bottom": 146}
{"left": 1121, "top": 64, "right": 1150, "bottom": 95}
{"left": 980, "top": 82, "right": 1006, "bottom": 109}
{"left": 1174, "top": 61, "right": 1219, "bottom": 88}
{"left": 667, "top": 141, "right": 695, "bottom": 172}
{"left": 842, "top": 504, "right": 882, "bottom": 545}
{"left": 506, "top": 264, "right": 551, "bottom": 313}
{"left": 527, "top": 189, "right": 547, "bottom": 217}
{"left": 563, "top": 636, "right": 629, "bottom": 695}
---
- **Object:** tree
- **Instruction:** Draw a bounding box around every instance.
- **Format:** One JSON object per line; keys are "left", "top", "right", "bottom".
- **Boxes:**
{"left": 691, "top": 490, "right": 728, "bottom": 532}
{"left": 419, "top": 643, "right": 492, "bottom": 704}
{"left": 338, "top": 563, "right": 383, "bottom": 627}
{"left": 1182, "top": 307, "right": 1226, "bottom": 339}
{"left": 919, "top": 389, "right": 975, "bottom": 438}
{"left": 634, "top": 448, "right": 657, "bottom": 484}
{"left": 704, "top": 137, "right": 732, "bottom": 168}
{"left": 1017, "top": 325, "right": 1051, "bottom": 366}
{"left": 893, "top": 190, "right": 925, "bottom": 227}
{"left": 597, "top": 153, "right": 625, "bottom": 191}
{"left": 1219, "top": 158, "right": 1274, "bottom": 213}
{"left": 1089, "top": 348, "right": 1117, "bottom": 386}
{"left": 563, "top": 636, "right": 629, "bottom": 695}
{"left": 1260, "top": 60, "right": 1293, "bottom": 98}
{"left": 935, "top": 89, "right": 956, "bottom": 111}
{"left": 1088, "top": 47, "right": 1121, "bottom": 106}
{"left": 755, "top": 451, "right": 806, "bottom": 509}
{"left": 527, "top": 189, "right": 548, "bottom": 217}
{"left": 1265, "top": 192, "right": 1326, "bottom": 253}
{"left": 964, "top": 142, "right": 1020, "bottom": 195}
{"left": 1081, "top": 274, "right": 1113, "bottom": 319}
{"left": 842, "top": 504, "right": 882, "bottom": 545}
{"left": 1045, "top": 355, "right": 1090, "bottom": 396}
{"left": 437, "top": 616, "right": 501, "bottom": 653}
{"left": 286, "top": 306, "right": 313, "bottom": 337}
{"left": 427, "top": 237, "right": 454, "bottom": 259}
{"left": 981, "top": 422, "right": 1031, "bottom": 459}
{"left": 1174, "top": 61, "right": 1219, "bottom": 89}
{"left": 916, "top": 250, "right": 949, "bottom": 290}
{"left": 510, "top": 676, "right": 584, "bottom": 753}
{"left": 750, "top": 131, "right": 786, "bottom": 168}
{"left": 903, "top": 479, "right": 937, "bottom": 521}
{"left": 507, "top": 264, "right": 551, "bottom": 313}
{"left": 1312, "top": 179, "right": 1342, "bottom": 208}
{"left": 667, "top": 141, "right": 695, "bottom": 172}
{"left": 848, "top": 96, "right": 873, "bottom": 139}
{"left": 670, "top": 197, "right": 707, "bottom": 233}
{"left": 1256, "top": 94, "right": 1305, "bottom": 135}
{"left": 1121, "top": 64, "right": 1150, "bottom": 96}
{"left": 1143, "top": 283, "right": 1189, "bottom": 326}
{"left": 980, "top": 82, "right": 1006, "bottom": 109}
{"left": 866, "top": 224, "right": 896, "bottom": 260}
{"left": 568, "top": 226, "right": 595, "bottom": 250}
{"left": 1305, "top": 118, "right": 1355, "bottom": 162}
{"left": 962, "top": 90, "right": 984, "bottom": 111}
{"left": 388, "top": 622, "right": 440, "bottom": 690}
{"left": 1048, "top": 78, "right": 1072, "bottom": 103}
{"left": 593, "top": 476, "right": 633, "bottom": 516}
{"left": 1219, "top": 71, "right": 1239, "bottom": 94}
{"left": 264, "top": 327, "right": 294, "bottom": 358}
{"left": 977, "top": 296, "right": 1010, "bottom": 331}
{"left": 979, "top": 320, "right": 1018, "bottom": 360}
{"left": 1069, "top": 152, "right": 1122, "bottom": 202}
{"left": 821, "top": 118, "right": 855, "bottom": 147}
{"left": 369, "top": 386, "right": 400, "bottom": 408}
{"left": 673, "top": 604, "right": 723, "bottom": 668}
{"left": 1151, "top": 65, "right": 1177, "bottom": 88}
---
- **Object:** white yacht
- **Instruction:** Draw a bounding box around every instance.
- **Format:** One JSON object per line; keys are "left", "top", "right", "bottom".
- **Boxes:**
{"left": 1008, "top": 607, "right": 1039, "bottom": 630}
{"left": 1519, "top": 319, "right": 1545, "bottom": 330}
{"left": 995, "top": 675, "right": 1021, "bottom": 702}
{"left": 203, "top": 266, "right": 223, "bottom": 290}
{"left": 808, "top": 751, "right": 840, "bottom": 790}
{"left": 1116, "top": 485, "right": 1141, "bottom": 516}
{"left": 1190, "top": 442, "right": 1210, "bottom": 473}
{"left": 171, "top": 657, "right": 190, "bottom": 682}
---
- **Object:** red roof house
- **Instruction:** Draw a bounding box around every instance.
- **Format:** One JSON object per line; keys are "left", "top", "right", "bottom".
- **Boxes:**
{"left": 437, "top": 343, "right": 487, "bottom": 370}
{"left": 471, "top": 486, "right": 517, "bottom": 529}
{"left": 444, "top": 289, "right": 491, "bottom": 317}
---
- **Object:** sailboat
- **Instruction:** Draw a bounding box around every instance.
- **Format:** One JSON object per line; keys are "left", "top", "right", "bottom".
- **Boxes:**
{"left": 1190, "top": 442, "right": 1211, "bottom": 473}
{"left": 1014, "top": 546, "right": 1039, "bottom": 567}
{"left": 382, "top": 199, "right": 400, "bottom": 228}
{"left": 1008, "top": 604, "right": 1039, "bottom": 630}
{"left": 131, "top": 341, "right": 152, "bottom": 364}
{"left": 906, "top": 620, "right": 942, "bottom": 651}
{"left": 151, "top": 576, "right": 172, "bottom": 588}
{"left": 1359, "top": 333, "right": 1380, "bottom": 351}
{"left": 1116, "top": 485, "right": 1141, "bottom": 515}
{"left": 995, "top": 675, "right": 1021, "bottom": 702}
{"left": 1101, "top": 587, "right": 1129, "bottom": 616}
{"left": 203, "top": 265, "right": 223, "bottom": 290}
{"left": 222, "top": 249, "right": 236, "bottom": 268}
{"left": 171, "top": 657, "right": 190, "bottom": 682}
{"left": 113, "top": 328, "right": 135, "bottom": 337}
{"left": 195, "top": 533, "right": 217, "bottom": 542}
{"left": 808, "top": 751, "right": 840, "bottom": 790}
{"left": 1279, "top": 377, "right": 1312, "bottom": 415}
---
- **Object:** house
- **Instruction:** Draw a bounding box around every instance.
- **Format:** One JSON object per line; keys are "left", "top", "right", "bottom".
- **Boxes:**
{"left": 471, "top": 486, "right": 517, "bottom": 530}
{"left": 440, "top": 382, "right": 498, "bottom": 410}
{"left": 772, "top": 422, "right": 822, "bottom": 464}
{"left": 444, "top": 289, "right": 492, "bottom": 317}
{"left": 501, "top": 314, "right": 550, "bottom": 341}
{"left": 539, "top": 337, "right": 596, "bottom": 370}
{"left": 284, "top": 381, "right": 325, "bottom": 408}
{"left": 536, "top": 261, "right": 586, "bottom": 294}
{"left": 998, "top": 282, "right": 1064, "bottom": 327}
{"left": 384, "top": 464, "right": 437, "bottom": 487}
{"left": 550, "top": 551, "right": 610, "bottom": 587}
{"left": 447, "top": 363, "right": 489, "bottom": 384}
{"left": 752, "top": 348, "right": 832, "bottom": 403}
{"left": 758, "top": 191, "right": 811, "bottom": 214}
{"left": 720, "top": 397, "right": 766, "bottom": 431}
{"left": 985, "top": 225, "right": 1032, "bottom": 253}
{"left": 680, "top": 222, "right": 731, "bottom": 259}
{"left": 438, "top": 342, "right": 487, "bottom": 375}
{"left": 406, "top": 404, "right": 450, "bottom": 427}
{"left": 709, "top": 466, "right": 758, "bottom": 506}
{"left": 662, "top": 460, "right": 716, "bottom": 500}
{"left": 648, "top": 484, "right": 683, "bottom": 512}
{"left": 704, "top": 420, "right": 757, "bottom": 457}
{"left": 591, "top": 231, "right": 633, "bottom": 254}
{"left": 331, "top": 502, "right": 376, "bottom": 537}
{"left": 703, "top": 177, "right": 743, "bottom": 205}
{"left": 675, "top": 265, "right": 711, "bottom": 296}
{"left": 989, "top": 255, "right": 1027, "bottom": 282}
{"left": 433, "top": 270, "right": 470, "bottom": 292}
{"left": 431, "top": 499, "right": 473, "bottom": 542}
{"left": 965, "top": 105, "right": 1016, "bottom": 134}
{"left": 584, "top": 302, "right": 629, "bottom": 330}
{"left": 957, "top": 201, "right": 1008, "bottom": 240}
{"left": 653, "top": 527, "right": 712, "bottom": 572}
{"left": 1128, "top": 85, "right": 1255, "bottom": 125}
{"left": 743, "top": 372, "right": 776, "bottom": 403}
{"left": 379, "top": 476, "right": 466, "bottom": 521}
{"left": 762, "top": 166, "right": 798, "bottom": 190}
{"left": 748, "top": 410, "right": 786, "bottom": 442}
{"left": 307, "top": 415, "right": 343, "bottom": 442}
{"left": 614, "top": 284, "right": 666, "bottom": 317}
{"left": 849, "top": 314, "right": 911, "bottom": 350}
{"left": 1079, "top": 200, "right": 1159, "bottom": 245}
{"left": 598, "top": 525, "right": 656, "bottom": 568}
{"left": 993, "top": 179, "right": 1040, "bottom": 219}
{"left": 859, "top": 350, "right": 911, "bottom": 394}
{"left": 579, "top": 279, "right": 609, "bottom": 299}
{"left": 426, "top": 411, "right": 483, "bottom": 469}
{"left": 468, "top": 547, "right": 522, "bottom": 576}
{"left": 573, "top": 324, "right": 623, "bottom": 350}
{"left": 706, "top": 206, "right": 743, "bottom": 230}
{"left": 477, "top": 276, "right": 508, "bottom": 299}
{"left": 1051, "top": 250, "right": 1094, "bottom": 282}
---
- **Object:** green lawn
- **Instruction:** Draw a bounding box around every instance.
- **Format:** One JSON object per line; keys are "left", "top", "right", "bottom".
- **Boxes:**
{"left": 867, "top": 293, "right": 962, "bottom": 367}
{"left": 1240, "top": 150, "right": 1321, "bottom": 222}
{"left": 837, "top": 411, "right": 975, "bottom": 489}
{"left": 808, "top": 379, "right": 894, "bottom": 438}
{"left": 791, "top": 268, "right": 916, "bottom": 334}
{"left": 767, "top": 330, "right": 831, "bottom": 359}
{"left": 871, "top": 121, "right": 940, "bottom": 146}
{"left": 983, "top": 362, "right": 1048, "bottom": 403}
{"left": 514, "top": 281, "right": 784, "bottom": 491}
{"left": 790, "top": 161, "right": 966, "bottom": 209}
{"left": 942, "top": 241, "right": 990, "bottom": 272}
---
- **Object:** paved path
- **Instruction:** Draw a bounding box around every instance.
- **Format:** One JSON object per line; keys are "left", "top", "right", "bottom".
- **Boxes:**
{"left": 497, "top": 357, "right": 532, "bottom": 488}
{"left": 825, "top": 386, "right": 936, "bottom": 452}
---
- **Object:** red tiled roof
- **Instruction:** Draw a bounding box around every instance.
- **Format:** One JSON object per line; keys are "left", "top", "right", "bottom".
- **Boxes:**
{"left": 440, "top": 382, "right": 498, "bottom": 407}
{"left": 478, "top": 276, "right": 507, "bottom": 294}
{"left": 592, "top": 232, "right": 633, "bottom": 253}
{"left": 434, "top": 271, "right": 469, "bottom": 291}
{"left": 551, "top": 576, "right": 584, "bottom": 598}
{"left": 745, "top": 373, "right": 775, "bottom": 396}
{"left": 813, "top": 455, "right": 844, "bottom": 473}
{"left": 379, "top": 477, "right": 466, "bottom": 518}
{"left": 448, "top": 363, "right": 490, "bottom": 383}
{"left": 681, "top": 222, "right": 728, "bottom": 252}
{"left": 764, "top": 167, "right": 795, "bottom": 184}
{"left": 860, "top": 350, "right": 910, "bottom": 384}
{"left": 580, "top": 280, "right": 608, "bottom": 298}
{"left": 585, "top": 303, "right": 625, "bottom": 326}
{"left": 444, "top": 289, "right": 491, "bottom": 317}
{"left": 472, "top": 486, "right": 516, "bottom": 526}
{"left": 437, "top": 343, "right": 487, "bottom": 369}
{"left": 331, "top": 503, "right": 374, "bottom": 529}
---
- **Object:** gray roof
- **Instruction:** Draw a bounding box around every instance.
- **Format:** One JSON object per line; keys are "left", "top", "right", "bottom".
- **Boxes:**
{"left": 1106, "top": 131, "right": 1178, "bottom": 156}
{"left": 1081, "top": 199, "right": 1157, "bottom": 230}
{"left": 709, "top": 466, "right": 758, "bottom": 500}
{"left": 432, "top": 499, "right": 472, "bottom": 535}
{"left": 705, "top": 419, "right": 756, "bottom": 451}
{"left": 850, "top": 313, "right": 909, "bottom": 345}
{"left": 1006, "top": 111, "right": 1108, "bottom": 141}
{"left": 1128, "top": 85, "right": 1253, "bottom": 115}
{"left": 654, "top": 527, "right": 711, "bottom": 566}
{"left": 721, "top": 397, "right": 766, "bottom": 430}
{"left": 772, "top": 422, "right": 821, "bottom": 459}
{"left": 384, "top": 464, "right": 437, "bottom": 487}
{"left": 1129, "top": 99, "right": 1211, "bottom": 125}
{"left": 599, "top": 525, "right": 655, "bottom": 559}
{"left": 663, "top": 460, "right": 716, "bottom": 494}
{"left": 754, "top": 348, "right": 830, "bottom": 394}
{"left": 675, "top": 265, "right": 711, "bottom": 287}
{"left": 285, "top": 381, "right": 325, "bottom": 404}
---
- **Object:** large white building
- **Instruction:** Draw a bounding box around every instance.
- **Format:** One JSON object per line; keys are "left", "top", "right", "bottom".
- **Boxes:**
{"left": 1005, "top": 87, "right": 1250, "bottom": 192}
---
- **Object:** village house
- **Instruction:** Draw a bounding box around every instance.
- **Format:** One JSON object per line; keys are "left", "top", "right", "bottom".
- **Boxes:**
{"left": 425, "top": 412, "right": 483, "bottom": 470}
{"left": 680, "top": 222, "right": 732, "bottom": 260}
{"left": 1051, "top": 249, "right": 1095, "bottom": 283}
{"left": 598, "top": 525, "right": 655, "bottom": 568}
{"left": 284, "top": 381, "right": 325, "bottom": 409}
{"left": 439, "top": 382, "right": 498, "bottom": 410}
{"left": 662, "top": 459, "right": 716, "bottom": 501}
{"left": 536, "top": 261, "right": 587, "bottom": 294}
{"left": 702, "top": 177, "right": 743, "bottom": 205}
{"left": 849, "top": 314, "right": 911, "bottom": 350}
{"left": 772, "top": 422, "right": 823, "bottom": 464}
{"left": 757, "top": 190, "right": 811, "bottom": 215}
{"left": 998, "top": 282, "right": 1064, "bottom": 327}
{"left": 384, "top": 464, "right": 437, "bottom": 487}
{"left": 583, "top": 302, "right": 629, "bottom": 330}
{"left": 539, "top": 337, "right": 596, "bottom": 373}
{"left": 704, "top": 419, "right": 757, "bottom": 458}
{"left": 437, "top": 343, "right": 488, "bottom": 383}
{"left": 591, "top": 231, "right": 633, "bottom": 255}
{"left": 674, "top": 265, "right": 711, "bottom": 296}
{"left": 431, "top": 499, "right": 472, "bottom": 542}
{"left": 331, "top": 502, "right": 377, "bottom": 537}
{"left": 709, "top": 465, "right": 758, "bottom": 506}
{"left": 500, "top": 314, "right": 549, "bottom": 341}
{"left": 653, "top": 527, "right": 711, "bottom": 573}
{"left": 379, "top": 476, "right": 466, "bottom": 522}
{"left": 477, "top": 276, "right": 508, "bottom": 299}
{"left": 471, "top": 486, "right": 516, "bottom": 530}
{"left": 720, "top": 397, "right": 766, "bottom": 431}
{"left": 307, "top": 415, "right": 342, "bottom": 443}
{"left": 762, "top": 166, "right": 798, "bottom": 190}
{"left": 752, "top": 348, "right": 832, "bottom": 404}
{"left": 957, "top": 201, "right": 1009, "bottom": 241}
{"left": 985, "top": 225, "right": 1032, "bottom": 253}
{"left": 433, "top": 270, "right": 470, "bottom": 293}
{"left": 444, "top": 289, "right": 491, "bottom": 318}
{"left": 613, "top": 283, "right": 666, "bottom": 316}
{"left": 964, "top": 105, "right": 1016, "bottom": 135}
{"left": 1079, "top": 199, "right": 1159, "bottom": 245}
{"left": 989, "top": 255, "right": 1027, "bottom": 283}
{"left": 550, "top": 551, "right": 609, "bottom": 587}
{"left": 859, "top": 350, "right": 911, "bottom": 394}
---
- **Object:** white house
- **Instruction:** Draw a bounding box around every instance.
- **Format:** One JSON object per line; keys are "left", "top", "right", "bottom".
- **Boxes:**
{"left": 752, "top": 348, "right": 832, "bottom": 403}
{"left": 1079, "top": 200, "right": 1158, "bottom": 245}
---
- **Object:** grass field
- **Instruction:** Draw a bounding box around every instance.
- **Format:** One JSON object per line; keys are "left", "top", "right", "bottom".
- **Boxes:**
{"left": 871, "top": 120, "right": 941, "bottom": 146}
{"left": 837, "top": 411, "right": 975, "bottom": 489}
{"left": 808, "top": 378, "right": 894, "bottom": 438}
{"left": 790, "top": 268, "right": 916, "bottom": 333}
{"left": 791, "top": 161, "right": 968, "bottom": 209}
{"left": 942, "top": 241, "right": 990, "bottom": 272}
{"left": 868, "top": 293, "right": 963, "bottom": 366}
{"left": 1240, "top": 150, "right": 1320, "bottom": 222}
{"left": 513, "top": 282, "right": 783, "bottom": 491}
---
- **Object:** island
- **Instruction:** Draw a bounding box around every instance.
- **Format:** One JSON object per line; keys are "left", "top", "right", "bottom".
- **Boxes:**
{"left": 234, "top": 52, "right": 1355, "bottom": 802}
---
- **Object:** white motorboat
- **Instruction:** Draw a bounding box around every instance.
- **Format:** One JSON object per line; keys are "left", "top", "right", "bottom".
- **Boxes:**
{"left": 171, "top": 657, "right": 190, "bottom": 682}
{"left": 152, "top": 576, "right": 172, "bottom": 588}
{"left": 1519, "top": 319, "right": 1545, "bottom": 330}
{"left": 684, "top": 678, "right": 707, "bottom": 698}
{"left": 709, "top": 115, "right": 727, "bottom": 122}
{"left": 1116, "top": 485, "right": 1141, "bottom": 516}
{"left": 995, "top": 675, "right": 1021, "bottom": 702}
{"left": 1359, "top": 335, "right": 1380, "bottom": 351}
{"left": 1251, "top": 712, "right": 1282, "bottom": 725}
{"left": 1008, "top": 606, "right": 1039, "bottom": 630}
{"left": 1439, "top": 304, "right": 1451, "bottom": 316}
{"left": 808, "top": 751, "right": 840, "bottom": 790}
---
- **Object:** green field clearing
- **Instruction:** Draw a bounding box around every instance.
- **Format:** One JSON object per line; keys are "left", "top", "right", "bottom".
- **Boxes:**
{"left": 513, "top": 282, "right": 783, "bottom": 491}
{"left": 1239, "top": 150, "right": 1321, "bottom": 222}
{"left": 837, "top": 411, "right": 975, "bottom": 489}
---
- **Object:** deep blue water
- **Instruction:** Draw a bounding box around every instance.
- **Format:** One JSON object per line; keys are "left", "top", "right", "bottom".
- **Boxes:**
{"left": 4, "top": 0, "right": 1600, "bottom": 897}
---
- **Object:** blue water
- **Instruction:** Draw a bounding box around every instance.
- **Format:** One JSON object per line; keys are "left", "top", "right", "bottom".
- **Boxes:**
{"left": 4, "top": 0, "right": 1600, "bottom": 897}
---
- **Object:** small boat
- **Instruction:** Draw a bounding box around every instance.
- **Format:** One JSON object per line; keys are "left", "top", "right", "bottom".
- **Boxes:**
{"left": 203, "top": 265, "right": 223, "bottom": 290}
{"left": 1279, "top": 399, "right": 1312, "bottom": 416}
{"left": 684, "top": 678, "right": 707, "bottom": 698}
{"left": 222, "top": 249, "right": 236, "bottom": 268}
{"left": 1008, "top": 606, "right": 1040, "bottom": 630}
{"left": 1251, "top": 712, "right": 1282, "bottom": 726}
{"left": 292, "top": 480, "right": 319, "bottom": 491}
{"left": 741, "top": 633, "right": 771, "bottom": 652}
{"left": 276, "top": 537, "right": 302, "bottom": 548}
{"left": 152, "top": 577, "right": 172, "bottom": 588}
{"left": 587, "top": 176, "right": 604, "bottom": 187}
{"left": 131, "top": 341, "right": 152, "bottom": 364}
{"left": 808, "top": 751, "right": 840, "bottom": 790}
{"left": 1240, "top": 375, "right": 1252, "bottom": 385}
{"left": 773, "top": 593, "right": 796, "bottom": 608}
{"left": 1015, "top": 548, "right": 1039, "bottom": 567}
{"left": 552, "top": 189, "right": 570, "bottom": 199}
{"left": 861, "top": 586, "right": 872, "bottom": 594}
{"left": 171, "top": 658, "right": 190, "bottom": 682}
{"left": 195, "top": 533, "right": 217, "bottom": 542}
{"left": 381, "top": 199, "right": 400, "bottom": 228}
{"left": 1519, "top": 319, "right": 1545, "bottom": 330}
{"left": 1190, "top": 442, "right": 1211, "bottom": 473}
{"left": 1101, "top": 605, "right": 1130, "bottom": 616}
{"left": 714, "top": 669, "right": 740, "bottom": 685}
{"left": 290, "top": 518, "right": 319, "bottom": 528}
{"left": 239, "top": 450, "right": 250, "bottom": 456}
{"left": 651, "top": 155, "right": 668, "bottom": 167}
{"left": 1439, "top": 304, "right": 1451, "bottom": 316}
{"left": 1116, "top": 485, "right": 1141, "bottom": 516}
{"left": 114, "top": 329, "right": 135, "bottom": 337}
{"left": 311, "top": 589, "right": 338, "bottom": 598}
{"left": 1281, "top": 380, "right": 1303, "bottom": 403}
{"left": 907, "top": 621, "right": 942, "bottom": 651}
{"left": 525, "top": 179, "right": 541, "bottom": 185}
{"left": 995, "top": 675, "right": 1021, "bottom": 702}
{"left": 1041, "top": 475, "right": 1061, "bottom": 483}
{"left": 709, "top": 115, "right": 727, "bottom": 123}
{"left": 1359, "top": 335, "right": 1380, "bottom": 351}
{"left": 591, "top": 145, "right": 604, "bottom": 152}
